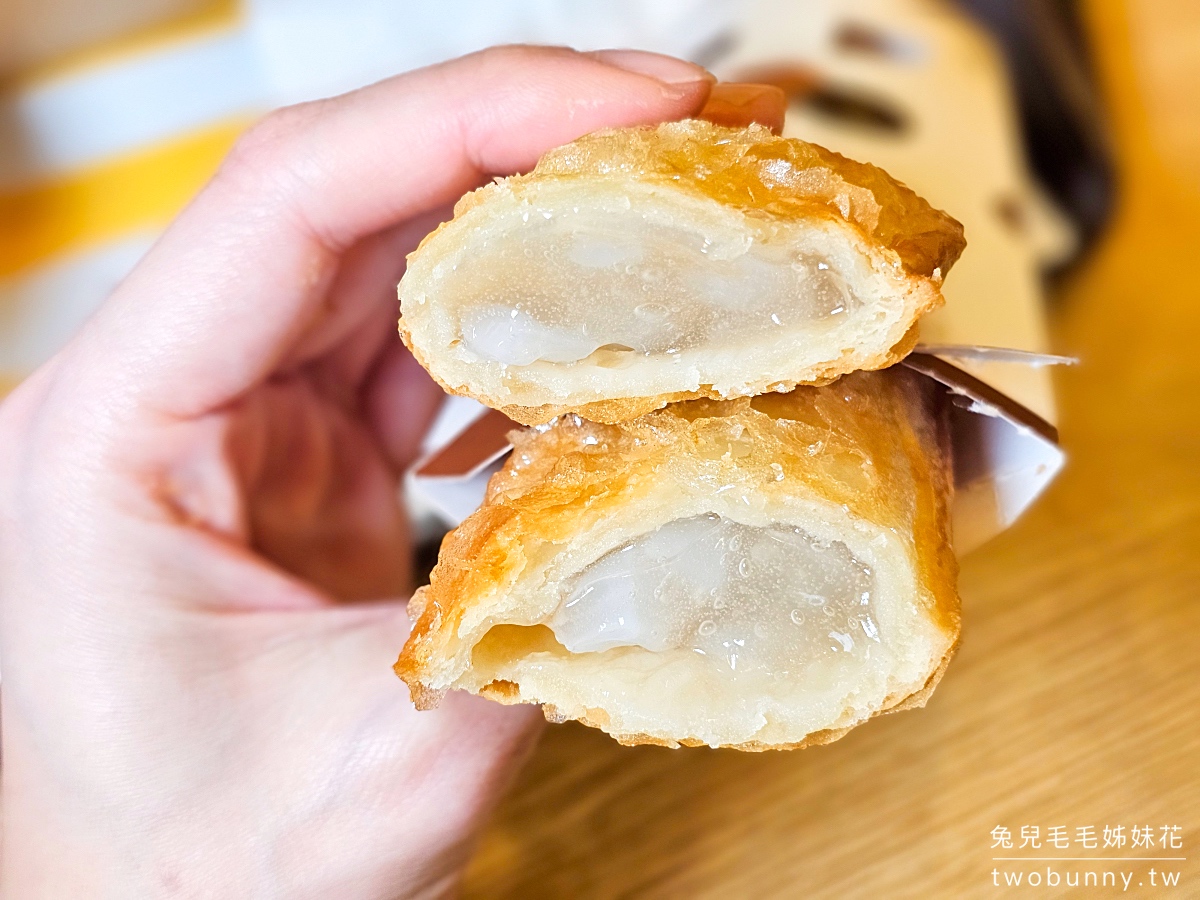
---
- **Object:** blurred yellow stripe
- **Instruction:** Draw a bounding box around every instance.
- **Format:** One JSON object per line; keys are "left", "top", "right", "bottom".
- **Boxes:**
{"left": 0, "top": 118, "right": 249, "bottom": 280}
{"left": 1, "top": 0, "right": 242, "bottom": 93}
{"left": 0, "top": 372, "right": 21, "bottom": 397}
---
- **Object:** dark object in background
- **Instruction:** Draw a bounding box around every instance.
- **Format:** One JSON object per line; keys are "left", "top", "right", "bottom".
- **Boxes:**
{"left": 734, "top": 62, "right": 910, "bottom": 137}
{"left": 956, "top": 0, "right": 1115, "bottom": 264}
{"left": 706, "top": 1, "right": 1115, "bottom": 272}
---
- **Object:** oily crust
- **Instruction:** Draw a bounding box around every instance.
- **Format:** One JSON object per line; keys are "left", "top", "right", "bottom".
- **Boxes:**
{"left": 423, "top": 119, "right": 965, "bottom": 278}
{"left": 395, "top": 367, "right": 960, "bottom": 750}
{"left": 398, "top": 120, "right": 964, "bottom": 424}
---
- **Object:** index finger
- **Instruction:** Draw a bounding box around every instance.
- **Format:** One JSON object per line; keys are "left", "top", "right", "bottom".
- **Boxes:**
{"left": 700, "top": 83, "right": 788, "bottom": 134}
{"left": 72, "top": 46, "right": 714, "bottom": 422}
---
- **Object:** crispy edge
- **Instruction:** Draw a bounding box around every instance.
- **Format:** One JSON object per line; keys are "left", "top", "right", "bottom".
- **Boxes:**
{"left": 466, "top": 635, "right": 958, "bottom": 752}
{"left": 526, "top": 119, "right": 966, "bottom": 278}
{"left": 396, "top": 121, "right": 959, "bottom": 425}
{"left": 394, "top": 369, "right": 961, "bottom": 750}
{"left": 398, "top": 301, "right": 929, "bottom": 428}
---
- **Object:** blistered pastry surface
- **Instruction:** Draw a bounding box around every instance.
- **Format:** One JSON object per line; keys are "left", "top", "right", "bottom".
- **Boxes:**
{"left": 516, "top": 119, "right": 965, "bottom": 278}
{"left": 395, "top": 369, "right": 960, "bottom": 749}
{"left": 398, "top": 121, "right": 965, "bottom": 424}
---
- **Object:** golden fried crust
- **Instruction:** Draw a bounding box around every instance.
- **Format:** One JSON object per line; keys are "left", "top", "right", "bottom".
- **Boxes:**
{"left": 397, "top": 120, "right": 963, "bottom": 424}
{"left": 429, "top": 119, "right": 965, "bottom": 279}
{"left": 395, "top": 368, "right": 960, "bottom": 750}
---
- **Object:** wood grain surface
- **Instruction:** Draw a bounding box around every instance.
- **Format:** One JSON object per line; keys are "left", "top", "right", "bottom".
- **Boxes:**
{"left": 462, "top": 3, "right": 1200, "bottom": 897}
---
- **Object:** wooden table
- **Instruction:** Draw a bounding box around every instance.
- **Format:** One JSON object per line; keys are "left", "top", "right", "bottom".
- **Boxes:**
{"left": 463, "top": 3, "right": 1200, "bottom": 896}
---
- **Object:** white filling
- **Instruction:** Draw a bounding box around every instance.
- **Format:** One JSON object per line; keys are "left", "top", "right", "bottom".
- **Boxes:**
{"left": 548, "top": 514, "right": 879, "bottom": 680}
{"left": 450, "top": 205, "right": 857, "bottom": 368}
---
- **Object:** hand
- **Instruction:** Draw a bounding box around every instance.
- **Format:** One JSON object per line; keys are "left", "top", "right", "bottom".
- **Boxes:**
{"left": 0, "top": 45, "right": 783, "bottom": 897}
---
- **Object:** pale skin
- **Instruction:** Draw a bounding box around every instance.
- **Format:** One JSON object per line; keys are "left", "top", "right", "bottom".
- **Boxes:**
{"left": 0, "top": 46, "right": 784, "bottom": 897}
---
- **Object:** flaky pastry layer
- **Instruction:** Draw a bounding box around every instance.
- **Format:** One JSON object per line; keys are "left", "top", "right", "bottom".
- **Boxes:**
{"left": 399, "top": 120, "right": 965, "bottom": 424}
{"left": 395, "top": 369, "right": 960, "bottom": 750}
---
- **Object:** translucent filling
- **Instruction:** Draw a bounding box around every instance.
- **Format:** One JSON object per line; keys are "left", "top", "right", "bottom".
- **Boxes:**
{"left": 449, "top": 204, "right": 859, "bottom": 367}
{"left": 548, "top": 514, "right": 879, "bottom": 678}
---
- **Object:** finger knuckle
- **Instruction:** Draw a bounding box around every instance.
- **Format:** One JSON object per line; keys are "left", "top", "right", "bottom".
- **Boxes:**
{"left": 220, "top": 102, "right": 321, "bottom": 181}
